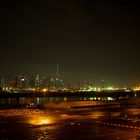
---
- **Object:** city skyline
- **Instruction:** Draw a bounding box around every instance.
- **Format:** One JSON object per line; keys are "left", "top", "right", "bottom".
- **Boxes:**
{"left": 0, "top": 0, "right": 140, "bottom": 87}
{"left": 0, "top": 70, "right": 139, "bottom": 88}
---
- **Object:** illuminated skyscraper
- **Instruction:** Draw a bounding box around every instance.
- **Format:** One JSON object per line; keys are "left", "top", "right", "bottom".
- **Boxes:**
{"left": 55, "top": 64, "right": 65, "bottom": 90}
{"left": 13, "top": 75, "right": 28, "bottom": 89}
{"left": 55, "top": 64, "right": 60, "bottom": 89}
{"left": 35, "top": 75, "right": 40, "bottom": 89}
{"left": 54, "top": 64, "right": 65, "bottom": 90}
{"left": 19, "top": 75, "right": 28, "bottom": 89}
{"left": 48, "top": 76, "right": 55, "bottom": 90}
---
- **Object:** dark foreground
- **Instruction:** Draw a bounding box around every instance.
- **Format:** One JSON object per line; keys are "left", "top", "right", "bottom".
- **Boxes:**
{"left": 0, "top": 104, "right": 140, "bottom": 140}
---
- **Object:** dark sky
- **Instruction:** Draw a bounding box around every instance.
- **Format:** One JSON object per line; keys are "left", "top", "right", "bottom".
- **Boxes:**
{"left": 0, "top": 0, "right": 140, "bottom": 87}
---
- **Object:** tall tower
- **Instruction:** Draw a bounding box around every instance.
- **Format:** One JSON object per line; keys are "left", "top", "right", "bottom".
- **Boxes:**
{"left": 35, "top": 75, "right": 40, "bottom": 90}
{"left": 56, "top": 63, "right": 59, "bottom": 80}
{"left": 55, "top": 64, "right": 60, "bottom": 90}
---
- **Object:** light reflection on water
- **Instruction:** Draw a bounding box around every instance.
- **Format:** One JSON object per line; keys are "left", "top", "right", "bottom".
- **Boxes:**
{"left": 0, "top": 107, "right": 140, "bottom": 139}
{"left": 125, "top": 109, "right": 140, "bottom": 115}
{"left": 0, "top": 96, "right": 116, "bottom": 107}
{"left": 28, "top": 115, "right": 53, "bottom": 125}
{"left": 26, "top": 110, "right": 106, "bottom": 126}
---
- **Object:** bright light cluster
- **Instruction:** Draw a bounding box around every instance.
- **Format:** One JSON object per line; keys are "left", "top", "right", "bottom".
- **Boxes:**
{"left": 133, "top": 86, "right": 140, "bottom": 91}
{"left": 80, "top": 86, "right": 118, "bottom": 92}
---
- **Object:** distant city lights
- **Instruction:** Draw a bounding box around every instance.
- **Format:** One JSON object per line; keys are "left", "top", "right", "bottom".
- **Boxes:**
{"left": 0, "top": 74, "right": 140, "bottom": 93}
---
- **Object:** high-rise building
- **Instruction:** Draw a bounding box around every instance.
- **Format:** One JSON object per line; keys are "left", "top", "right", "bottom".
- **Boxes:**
{"left": 18, "top": 75, "right": 28, "bottom": 89}
{"left": 35, "top": 75, "right": 40, "bottom": 89}
{"left": 48, "top": 76, "right": 55, "bottom": 90}
{"left": 54, "top": 64, "right": 61, "bottom": 90}
{"left": 13, "top": 75, "right": 28, "bottom": 89}
{"left": 54, "top": 64, "right": 66, "bottom": 90}
{"left": 29, "top": 76, "right": 35, "bottom": 88}
{"left": 40, "top": 76, "right": 48, "bottom": 88}
{"left": 0, "top": 78, "right": 5, "bottom": 88}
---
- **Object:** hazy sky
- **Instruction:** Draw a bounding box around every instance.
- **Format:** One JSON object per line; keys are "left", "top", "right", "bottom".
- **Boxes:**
{"left": 0, "top": 0, "right": 140, "bottom": 86}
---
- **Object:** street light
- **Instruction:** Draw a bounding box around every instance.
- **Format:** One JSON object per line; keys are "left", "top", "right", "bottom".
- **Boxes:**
{"left": 42, "top": 88, "right": 47, "bottom": 106}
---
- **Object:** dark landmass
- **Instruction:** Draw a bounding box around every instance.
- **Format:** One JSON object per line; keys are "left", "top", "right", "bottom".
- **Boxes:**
{"left": 0, "top": 91, "right": 140, "bottom": 98}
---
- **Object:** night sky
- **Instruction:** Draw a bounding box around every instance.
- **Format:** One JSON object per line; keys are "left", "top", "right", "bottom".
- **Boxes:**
{"left": 0, "top": 0, "right": 140, "bottom": 87}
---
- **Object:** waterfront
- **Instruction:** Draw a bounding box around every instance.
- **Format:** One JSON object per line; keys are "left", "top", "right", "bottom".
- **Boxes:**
{"left": 1, "top": 97, "right": 140, "bottom": 139}
{"left": 0, "top": 94, "right": 140, "bottom": 108}
{"left": 0, "top": 96, "right": 117, "bottom": 108}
